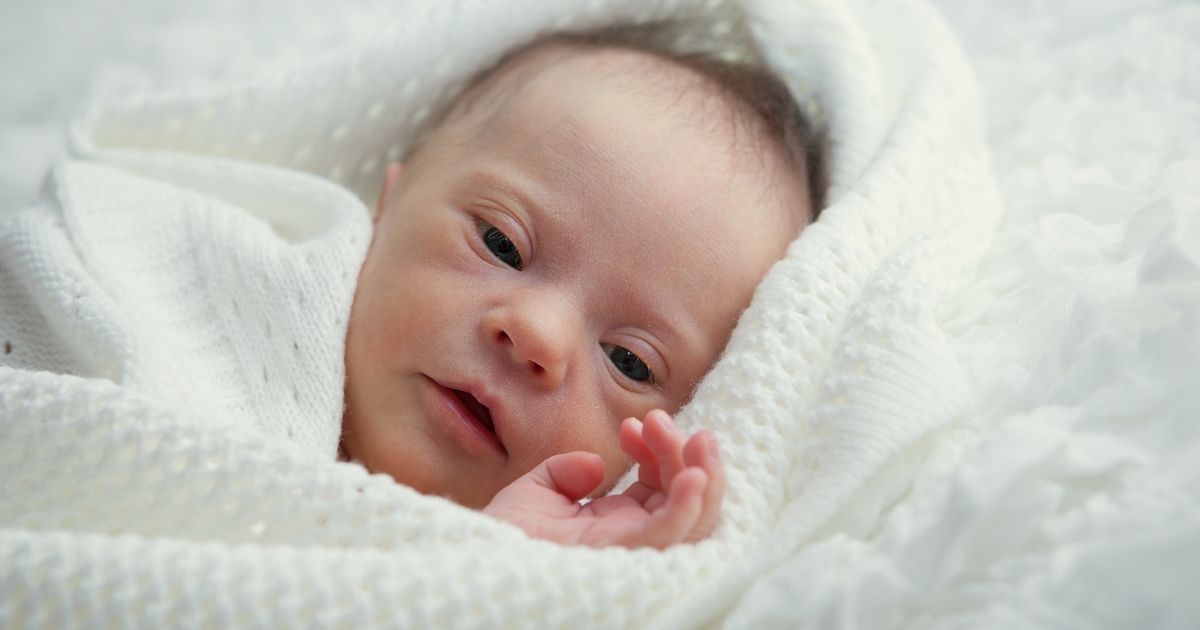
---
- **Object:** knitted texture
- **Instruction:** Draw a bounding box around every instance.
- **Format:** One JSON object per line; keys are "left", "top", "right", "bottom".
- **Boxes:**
{"left": 8, "top": 0, "right": 993, "bottom": 625}
{"left": 4, "top": 0, "right": 1196, "bottom": 627}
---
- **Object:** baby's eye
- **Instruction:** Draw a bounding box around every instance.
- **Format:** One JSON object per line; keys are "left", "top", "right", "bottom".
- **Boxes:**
{"left": 602, "top": 343, "right": 654, "bottom": 384}
{"left": 478, "top": 220, "right": 522, "bottom": 270}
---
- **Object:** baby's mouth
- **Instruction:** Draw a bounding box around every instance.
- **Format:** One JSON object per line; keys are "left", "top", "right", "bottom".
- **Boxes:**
{"left": 451, "top": 389, "right": 496, "bottom": 436}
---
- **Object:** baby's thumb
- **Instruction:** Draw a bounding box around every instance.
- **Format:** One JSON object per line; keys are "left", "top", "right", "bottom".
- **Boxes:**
{"left": 532, "top": 451, "right": 605, "bottom": 501}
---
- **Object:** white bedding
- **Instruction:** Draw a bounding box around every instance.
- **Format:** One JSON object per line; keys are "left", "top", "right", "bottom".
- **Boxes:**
{"left": 2, "top": 0, "right": 1198, "bottom": 628}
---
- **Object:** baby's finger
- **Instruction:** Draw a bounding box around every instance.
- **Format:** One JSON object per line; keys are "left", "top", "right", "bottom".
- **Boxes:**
{"left": 620, "top": 418, "right": 663, "bottom": 490}
{"left": 619, "top": 418, "right": 655, "bottom": 463}
{"left": 620, "top": 481, "right": 659, "bottom": 505}
{"left": 682, "top": 433, "right": 725, "bottom": 542}
{"left": 642, "top": 493, "right": 668, "bottom": 513}
{"left": 619, "top": 420, "right": 657, "bottom": 468}
{"left": 643, "top": 410, "right": 688, "bottom": 489}
{"left": 541, "top": 451, "right": 606, "bottom": 501}
{"left": 624, "top": 467, "right": 706, "bottom": 549}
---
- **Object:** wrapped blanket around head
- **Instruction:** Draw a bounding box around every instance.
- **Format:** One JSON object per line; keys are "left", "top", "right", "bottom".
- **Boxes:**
{"left": 0, "top": 0, "right": 1009, "bottom": 626}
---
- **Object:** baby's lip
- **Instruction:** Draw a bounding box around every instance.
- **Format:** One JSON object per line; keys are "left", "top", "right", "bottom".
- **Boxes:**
{"left": 432, "top": 377, "right": 508, "bottom": 453}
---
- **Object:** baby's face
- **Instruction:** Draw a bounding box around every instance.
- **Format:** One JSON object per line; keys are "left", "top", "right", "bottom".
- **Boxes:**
{"left": 342, "top": 50, "right": 808, "bottom": 507}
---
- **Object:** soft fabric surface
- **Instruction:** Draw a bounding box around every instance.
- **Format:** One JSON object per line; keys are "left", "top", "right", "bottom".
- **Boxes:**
{"left": 2, "top": 0, "right": 1198, "bottom": 628}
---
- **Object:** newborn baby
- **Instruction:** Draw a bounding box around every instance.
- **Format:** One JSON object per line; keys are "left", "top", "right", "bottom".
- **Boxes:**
{"left": 340, "top": 25, "right": 818, "bottom": 548}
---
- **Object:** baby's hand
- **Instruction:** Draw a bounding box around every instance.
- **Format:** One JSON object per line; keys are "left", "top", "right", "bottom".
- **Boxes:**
{"left": 482, "top": 410, "right": 724, "bottom": 549}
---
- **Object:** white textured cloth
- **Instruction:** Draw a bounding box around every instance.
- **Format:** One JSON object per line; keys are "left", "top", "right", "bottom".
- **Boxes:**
{"left": 2, "top": 0, "right": 1198, "bottom": 628}
{"left": 0, "top": 157, "right": 370, "bottom": 455}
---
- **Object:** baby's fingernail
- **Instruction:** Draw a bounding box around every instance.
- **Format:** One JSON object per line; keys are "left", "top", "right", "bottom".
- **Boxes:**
{"left": 707, "top": 434, "right": 720, "bottom": 459}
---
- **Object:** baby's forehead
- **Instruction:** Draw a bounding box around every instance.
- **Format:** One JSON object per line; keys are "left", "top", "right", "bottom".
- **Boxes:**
{"left": 444, "top": 44, "right": 745, "bottom": 146}
{"left": 417, "top": 40, "right": 811, "bottom": 236}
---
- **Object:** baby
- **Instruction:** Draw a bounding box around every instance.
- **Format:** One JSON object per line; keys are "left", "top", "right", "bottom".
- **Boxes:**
{"left": 340, "top": 24, "right": 819, "bottom": 548}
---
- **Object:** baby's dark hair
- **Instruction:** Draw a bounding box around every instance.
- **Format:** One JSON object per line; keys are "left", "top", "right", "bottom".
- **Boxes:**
{"left": 411, "top": 20, "right": 826, "bottom": 216}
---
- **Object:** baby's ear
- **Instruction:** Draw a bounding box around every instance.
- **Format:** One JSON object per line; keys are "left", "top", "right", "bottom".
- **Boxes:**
{"left": 375, "top": 162, "right": 404, "bottom": 219}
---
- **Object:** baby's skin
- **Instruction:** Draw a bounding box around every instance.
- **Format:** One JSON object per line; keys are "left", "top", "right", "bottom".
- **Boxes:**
{"left": 483, "top": 409, "right": 724, "bottom": 547}
{"left": 341, "top": 45, "right": 810, "bottom": 548}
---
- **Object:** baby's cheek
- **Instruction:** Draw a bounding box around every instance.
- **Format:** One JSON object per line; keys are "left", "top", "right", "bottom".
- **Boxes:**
{"left": 598, "top": 441, "right": 634, "bottom": 484}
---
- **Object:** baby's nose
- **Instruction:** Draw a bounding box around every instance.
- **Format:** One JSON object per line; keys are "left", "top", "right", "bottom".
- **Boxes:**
{"left": 485, "top": 292, "right": 581, "bottom": 389}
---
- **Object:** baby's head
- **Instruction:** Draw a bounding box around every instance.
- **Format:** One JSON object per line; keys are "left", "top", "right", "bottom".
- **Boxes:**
{"left": 342, "top": 24, "right": 820, "bottom": 507}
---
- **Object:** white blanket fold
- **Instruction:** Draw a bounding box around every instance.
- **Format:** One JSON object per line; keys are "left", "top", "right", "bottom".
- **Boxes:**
{"left": 3, "top": 0, "right": 1197, "bottom": 627}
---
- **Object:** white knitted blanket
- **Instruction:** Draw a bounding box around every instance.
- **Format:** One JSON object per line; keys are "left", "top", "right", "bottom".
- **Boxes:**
{"left": 3, "top": 0, "right": 1199, "bottom": 627}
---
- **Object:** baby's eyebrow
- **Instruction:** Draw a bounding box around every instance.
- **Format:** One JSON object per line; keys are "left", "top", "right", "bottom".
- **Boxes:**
{"left": 460, "top": 169, "right": 549, "bottom": 222}
{"left": 608, "top": 283, "right": 709, "bottom": 385}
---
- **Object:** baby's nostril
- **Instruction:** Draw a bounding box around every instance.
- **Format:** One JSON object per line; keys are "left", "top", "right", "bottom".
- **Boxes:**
{"left": 530, "top": 362, "right": 545, "bottom": 375}
{"left": 496, "top": 330, "right": 511, "bottom": 345}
